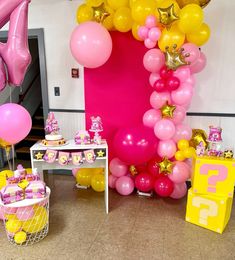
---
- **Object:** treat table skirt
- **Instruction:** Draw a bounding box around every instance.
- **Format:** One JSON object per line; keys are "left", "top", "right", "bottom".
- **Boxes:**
{"left": 30, "top": 140, "right": 109, "bottom": 213}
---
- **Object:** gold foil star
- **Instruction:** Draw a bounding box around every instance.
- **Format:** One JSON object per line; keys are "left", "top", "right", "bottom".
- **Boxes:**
{"left": 92, "top": 3, "right": 110, "bottom": 23}
{"left": 158, "top": 157, "right": 173, "bottom": 174}
{"left": 18, "top": 179, "right": 29, "bottom": 189}
{"left": 129, "top": 165, "right": 138, "bottom": 176}
{"left": 157, "top": 4, "right": 179, "bottom": 27}
{"left": 224, "top": 150, "right": 233, "bottom": 159}
{"left": 165, "top": 45, "right": 190, "bottom": 71}
{"left": 161, "top": 102, "right": 176, "bottom": 118}
{"left": 97, "top": 150, "right": 105, "bottom": 157}
{"left": 35, "top": 152, "right": 44, "bottom": 160}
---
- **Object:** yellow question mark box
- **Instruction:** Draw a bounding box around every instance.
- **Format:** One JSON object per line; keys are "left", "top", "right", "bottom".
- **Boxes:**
{"left": 186, "top": 188, "right": 233, "bottom": 234}
{"left": 191, "top": 156, "right": 235, "bottom": 197}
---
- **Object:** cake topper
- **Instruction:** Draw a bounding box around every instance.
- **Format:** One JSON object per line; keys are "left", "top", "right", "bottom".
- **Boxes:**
{"left": 45, "top": 112, "right": 59, "bottom": 135}
{"left": 89, "top": 116, "right": 103, "bottom": 144}
{"left": 208, "top": 126, "right": 222, "bottom": 142}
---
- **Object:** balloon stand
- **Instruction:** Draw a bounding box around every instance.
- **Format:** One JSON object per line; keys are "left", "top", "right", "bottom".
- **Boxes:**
{"left": 137, "top": 190, "right": 153, "bottom": 198}
{"left": 1, "top": 188, "right": 50, "bottom": 246}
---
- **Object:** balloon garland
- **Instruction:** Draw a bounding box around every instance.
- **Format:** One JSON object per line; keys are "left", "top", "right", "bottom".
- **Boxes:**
{"left": 70, "top": 0, "right": 212, "bottom": 199}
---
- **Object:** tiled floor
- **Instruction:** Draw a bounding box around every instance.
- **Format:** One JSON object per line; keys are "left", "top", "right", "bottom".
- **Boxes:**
{"left": 1, "top": 173, "right": 235, "bottom": 260}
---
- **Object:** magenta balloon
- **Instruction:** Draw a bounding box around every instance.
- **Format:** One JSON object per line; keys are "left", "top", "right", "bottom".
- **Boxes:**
{"left": 170, "top": 182, "right": 187, "bottom": 199}
{"left": 108, "top": 174, "right": 118, "bottom": 189}
{"left": 0, "top": 0, "right": 31, "bottom": 86}
{"left": 109, "top": 157, "right": 128, "bottom": 177}
{"left": 143, "top": 109, "right": 161, "bottom": 128}
{"left": 70, "top": 21, "right": 112, "bottom": 68}
{"left": 149, "top": 72, "right": 160, "bottom": 87}
{"left": 154, "top": 119, "right": 176, "bottom": 141}
{"left": 171, "top": 83, "right": 193, "bottom": 106}
{"left": 172, "top": 106, "right": 186, "bottom": 125}
{"left": 157, "top": 139, "right": 176, "bottom": 159}
{"left": 115, "top": 176, "right": 134, "bottom": 195}
{"left": 113, "top": 125, "right": 158, "bottom": 165}
{"left": 143, "top": 48, "right": 165, "bottom": 73}
{"left": 0, "top": 57, "right": 6, "bottom": 92}
{"left": 0, "top": 103, "right": 32, "bottom": 144}
{"left": 154, "top": 176, "right": 174, "bottom": 197}
{"left": 173, "top": 124, "right": 192, "bottom": 142}
{"left": 150, "top": 91, "right": 171, "bottom": 110}
{"left": 190, "top": 52, "right": 207, "bottom": 74}
{"left": 182, "top": 43, "right": 200, "bottom": 64}
{"left": 173, "top": 67, "right": 191, "bottom": 83}
{"left": 135, "top": 172, "right": 154, "bottom": 192}
{"left": 169, "top": 161, "right": 190, "bottom": 183}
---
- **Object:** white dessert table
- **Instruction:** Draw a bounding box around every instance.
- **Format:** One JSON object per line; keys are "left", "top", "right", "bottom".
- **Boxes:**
{"left": 30, "top": 139, "right": 109, "bottom": 214}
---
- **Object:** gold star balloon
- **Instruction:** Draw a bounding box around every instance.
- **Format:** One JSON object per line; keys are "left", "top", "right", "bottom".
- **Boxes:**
{"left": 92, "top": 3, "right": 110, "bottom": 23}
{"left": 176, "top": 0, "right": 211, "bottom": 9}
{"left": 158, "top": 157, "right": 173, "bottom": 174}
{"left": 157, "top": 4, "right": 179, "bottom": 27}
{"left": 165, "top": 45, "right": 190, "bottom": 70}
{"left": 223, "top": 150, "right": 233, "bottom": 159}
{"left": 129, "top": 165, "right": 138, "bottom": 176}
{"left": 189, "top": 129, "right": 208, "bottom": 149}
{"left": 161, "top": 102, "right": 176, "bottom": 118}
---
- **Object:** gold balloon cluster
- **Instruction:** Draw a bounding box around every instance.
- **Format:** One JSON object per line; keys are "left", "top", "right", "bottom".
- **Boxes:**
{"left": 76, "top": 0, "right": 211, "bottom": 48}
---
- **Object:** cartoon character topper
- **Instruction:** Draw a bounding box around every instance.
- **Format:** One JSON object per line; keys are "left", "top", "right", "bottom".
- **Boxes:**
{"left": 207, "top": 126, "right": 223, "bottom": 157}
{"left": 89, "top": 116, "right": 103, "bottom": 144}
{"left": 44, "top": 112, "right": 59, "bottom": 135}
{"left": 196, "top": 142, "right": 205, "bottom": 156}
{"left": 208, "top": 126, "right": 222, "bottom": 142}
{"left": 75, "top": 130, "right": 91, "bottom": 145}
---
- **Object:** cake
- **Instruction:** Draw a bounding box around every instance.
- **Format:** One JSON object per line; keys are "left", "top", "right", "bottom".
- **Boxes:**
{"left": 41, "top": 112, "right": 66, "bottom": 146}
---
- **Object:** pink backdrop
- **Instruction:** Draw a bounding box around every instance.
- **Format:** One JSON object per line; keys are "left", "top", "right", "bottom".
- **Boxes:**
{"left": 84, "top": 31, "right": 152, "bottom": 158}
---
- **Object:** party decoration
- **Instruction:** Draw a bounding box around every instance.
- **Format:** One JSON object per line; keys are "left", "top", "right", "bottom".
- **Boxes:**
{"left": 161, "top": 102, "right": 176, "bottom": 118}
{"left": 43, "top": 150, "right": 58, "bottom": 163}
{"left": 5, "top": 219, "right": 22, "bottom": 234}
{"left": 115, "top": 176, "right": 134, "bottom": 195}
{"left": 157, "top": 4, "right": 179, "bottom": 27}
{"left": 72, "top": 152, "right": 83, "bottom": 166}
{"left": 89, "top": 116, "right": 103, "bottom": 144}
{"left": 170, "top": 182, "right": 187, "bottom": 199}
{"left": 158, "top": 157, "right": 173, "bottom": 174}
{"left": 92, "top": 3, "right": 110, "bottom": 23}
{"left": 135, "top": 172, "right": 154, "bottom": 192}
{"left": 190, "top": 129, "right": 208, "bottom": 149}
{"left": 158, "top": 139, "right": 177, "bottom": 159}
{"left": 223, "top": 150, "right": 233, "bottom": 159}
{"left": 207, "top": 126, "right": 223, "bottom": 157}
{"left": 14, "top": 231, "right": 27, "bottom": 244}
{"left": 109, "top": 157, "right": 128, "bottom": 177}
{"left": 76, "top": 4, "right": 94, "bottom": 24}
{"left": 129, "top": 165, "right": 138, "bottom": 176}
{"left": 165, "top": 45, "right": 189, "bottom": 70}
{"left": 154, "top": 176, "right": 174, "bottom": 197}
{"left": 0, "top": 103, "right": 32, "bottom": 145}
{"left": 186, "top": 23, "right": 210, "bottom": 46}
{"left": 113, "top": 7, "right": 133, "bottom": 33}
{"left": 169, "top": 161, "right": 190, "bottom": 183}
{"left": 75, "top": 169, "right": 92, "bottom": 186}
{"left": 84, "top": 149, "right": 96, "bottom": 163}
{"left": 91, "top": 174, "right": 105, "bottom": 192}
{"left": 0, "top": 138, "right": 11, "bottom": 157}
{"left": 70, "top": 21, "right": 112, "bottom": 68}
{"left": 176, "top": 0, "right": 211, "bottom": 9}
{"left": 16, "top": 207, "right": 34, "bottom": 221}
{"left": 0, "top": 57, "right": 6, "bottom": 92}
{"left": 108, "top": 174, "right": 117, "bottom": 189}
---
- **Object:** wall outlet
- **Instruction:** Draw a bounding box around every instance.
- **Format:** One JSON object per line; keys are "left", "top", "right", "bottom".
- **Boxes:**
{"left": 54, "top": 86, "right": 60, "bottom": 96}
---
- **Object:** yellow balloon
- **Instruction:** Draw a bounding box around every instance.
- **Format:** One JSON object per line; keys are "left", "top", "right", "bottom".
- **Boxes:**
{"left": 176, "top": 0, "right": 211, "bottom": 8}
{"left": 131, "top": 0, "right": 157, "bottom": 24}
{"left": 132, "top": 22, "right": 142, "bottom": 41}
{"left": 107, "top": 0, "right": 129, "bottom": 10}
{"left": 5, "top": 214, "right": 17, "bottom": 220}
{"left": 91, "top": 168, "right": 104, "bottom": 175}
{"left": 113, "top": 7, "right": 133, "bottom": 32}
{"left": 6, "top": 219, "right": 22, "bottom": 234}
{"left": 76, "top": 4, "right": 94, "bottom": 24}
{"left": 76, "top": 169, "right": 93, "bottom": 186}
{"left": 184, "top": 147, "right": 196, "bottom": 158}
{"left": 129, "top": 0, "right": 138, "bottom": 8}
{"left": 186, "top": 23, "right": 210, "bottom": 46}
{"left": 0, "top": 169, "right": 14, "bottom": 189}
{"left": 25, "top": 168, "right": 32, "bottom": 174}
{"left": 178, "top": 4, "right": 204, "bottom": 34}
{"left": 91, "top": 174, "right": 105, "bottom": 192}
{"left": 177, "top": 139, "right": 189, "bottom": 151}
{"left": 14, "top": 231, "right": 27, "bottom": 244}
{"left": 175, "top": 151, "right": 185, "bottom": 161}
{"left": 102, "top": 4, "right": 115, "bottom": 30}
{"left": 158, "top": 23, "right": 185, "bottom": 52}
{"left": 22, "top": 206, "right": 48, "bottom": 234}
{"left": 86, "top": 0, "right": 103, "bottom": 7}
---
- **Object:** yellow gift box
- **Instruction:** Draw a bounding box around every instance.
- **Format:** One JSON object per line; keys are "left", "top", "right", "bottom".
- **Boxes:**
{"left": 186, "top": 188, "right": 232, "bottom": 234}
{"left": 191, "top": 156, "right": 235, "bottom": 197}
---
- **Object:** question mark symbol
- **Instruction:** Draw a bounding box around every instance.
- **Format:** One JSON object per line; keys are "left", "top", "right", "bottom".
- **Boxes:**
{"left": 192, "top": 197, "right": 218, "bottom": 225}
{"left": 200, "top": 164, "right": 228, "bottom": 192}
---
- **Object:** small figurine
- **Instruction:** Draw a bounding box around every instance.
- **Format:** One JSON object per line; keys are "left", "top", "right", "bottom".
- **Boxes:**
{"left": 89, "top": 116, "right": 103, "bottom": 144}
{"left": 196, "top": 142, "right": 205, "bottom": 156}
{"left": 74, "top": 130, "right": 91, "bottom": 145}
{"left": 208, "top": 126, "right": 222, "bottom": 142}
{"left": 207, "top": 126, "right": 223, "bottom": 157}
{"left": 44, "top": 112, "right": 59, "bottom": 135}
{"left": 223, "top": 149, "right": 234, "bottom": 159}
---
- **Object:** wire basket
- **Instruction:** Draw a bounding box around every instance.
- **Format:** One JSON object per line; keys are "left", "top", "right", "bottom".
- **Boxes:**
{"left": 1, "top": 187, "right": 50, "bottom": 246}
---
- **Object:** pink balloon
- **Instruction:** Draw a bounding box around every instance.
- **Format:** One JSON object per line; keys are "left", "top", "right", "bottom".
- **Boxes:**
{"left": 144, "top": 38, "right": 156, "bottom": 49}
{"left": 16, "top": 206, "right": 34, "bottom": 221}
{"left": 108, "top": 174, "right": 118, "bottom": 189}
{"left": 148, "top": 27, "right": 161, "bottom": 42}
{"left": 0, "top": 0, "right": 31, "bottom": 86}
{"left": 143, "top": 48, "right": 165, "bottom": 73}
{"left": 171, "top": 83, "right": 193, "bottom": 106}
{"left": 113, "top": 125, "right": 158, "bottom": 165}
{"left": 150, "top": 91, "right": 171, "bottom": 110}
{"left": 109, "top": 157, "right": 128, "bottom": 177}
{"left": 70, "top": 21, "right": 112, "bottom": 68}
{"left": 138, "top": 25, "right": 149, "bottom": 39}
{"left": 0, "top": 57, "right": 6, "bottom": 92}
{"left": 145, "top": 15, "right": 157, "bottom": 28}
{"left": 185, "top": 75, "right": 196, "bottom": 86}
{"left": 170, "top": 182, "right": 187, "bottom": 199}
{"left": 182, "top": 43, "right": 200, "bottom": 64}
{"left": 173, "top": 67, "right": 191, "bottom": 83}
{"left": 157, "top": 139, "right": 176, "bottom": 158}
{"left": 154, "top": 119, "right": 176, "bottom": 140}
{"left": 172, "top": 106, "right": 186, "bottom": 125}
{"left": 149, "top": 72, "right": 160, "bottom": 87}
{"left": 173, "top": 124, "right": 192, "bottom": 142}
{"left": 169, "top": 162, "right": 190, "bottom": 183}
{"left": 0, "top": 103, "right": 32, "bottom": 144}
{"left": 143, "top": 109, "right": 161, "bottom": 128}
{"left": 115, "top": 176, "right": 134, "bottom": 196}
{"left": 190, "top": 52, "right": 207, "bottom": 74}
{"left": 4, "top": 207, "right": 17, "bottom": 215}
{"left": 72, "top": 168, "right": 78, "bottom": 177}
